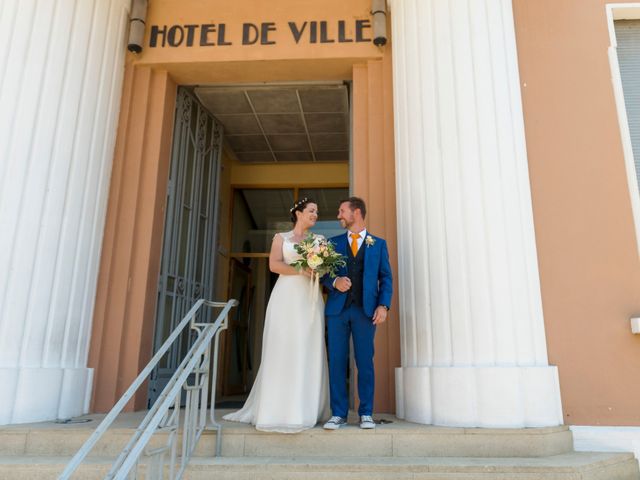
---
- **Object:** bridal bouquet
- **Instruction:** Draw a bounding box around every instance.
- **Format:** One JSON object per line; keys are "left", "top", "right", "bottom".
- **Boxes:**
{"left": 290, "top": 233, "right": 346, "bottom": 278}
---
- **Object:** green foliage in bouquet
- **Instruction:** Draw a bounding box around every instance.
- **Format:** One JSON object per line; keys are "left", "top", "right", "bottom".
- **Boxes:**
{"left": 290, "top": 233, "right": 346, "bottom": 278}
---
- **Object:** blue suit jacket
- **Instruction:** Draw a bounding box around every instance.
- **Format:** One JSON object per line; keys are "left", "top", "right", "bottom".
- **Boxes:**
{"left": 322, "top": 232, "right": 393, "bottom": 317}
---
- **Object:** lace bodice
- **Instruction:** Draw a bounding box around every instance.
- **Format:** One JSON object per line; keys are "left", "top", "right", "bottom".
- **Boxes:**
{"left": 278, "top": 231, "right": 325, "bottom": 265}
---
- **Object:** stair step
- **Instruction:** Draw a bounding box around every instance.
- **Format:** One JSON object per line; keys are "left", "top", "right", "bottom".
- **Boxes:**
{"left": 185, "top": 453, "right": 640, "bottom": 479}
{"left": 0, "top": 452, "right": 637, "bottom": 480}
{"left": 215, "top": 424, "right": 573, "bottom": 458}
{"left": 0, "top": 411, "right": 574, "bottom": 458}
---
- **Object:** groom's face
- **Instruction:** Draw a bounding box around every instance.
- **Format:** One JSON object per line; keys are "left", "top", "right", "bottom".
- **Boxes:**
{"left": 337, "top": 202, "right": 355, "bottom": 229}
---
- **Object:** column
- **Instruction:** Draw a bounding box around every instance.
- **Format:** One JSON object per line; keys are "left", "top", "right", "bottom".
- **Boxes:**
{"left": 389, "top": 0, "right": 563, "bottom": 427}
{"left": 0, "top": 0, "right": 129, "bottom": 424}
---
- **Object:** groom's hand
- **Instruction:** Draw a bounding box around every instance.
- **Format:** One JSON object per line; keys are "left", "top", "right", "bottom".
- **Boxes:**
{"left": 372, "top": 306, "right": 388, "bottom": 325}
{"left": 334, "top": 276, "right": 352, "bottom": 292}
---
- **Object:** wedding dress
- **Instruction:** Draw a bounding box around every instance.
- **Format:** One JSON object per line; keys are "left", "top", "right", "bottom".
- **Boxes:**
{"left": 222, "top": 231, "right": 330, "bottom": 433}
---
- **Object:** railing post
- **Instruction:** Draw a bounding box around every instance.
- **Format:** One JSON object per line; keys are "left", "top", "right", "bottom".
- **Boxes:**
{"left": 208, "top": 309, "right": 230, "bottom": 457}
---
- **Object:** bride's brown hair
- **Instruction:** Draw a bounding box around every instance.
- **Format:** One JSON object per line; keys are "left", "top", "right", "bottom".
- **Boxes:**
{"left": 289, "top": 197, "right": 317, "bottom": 224}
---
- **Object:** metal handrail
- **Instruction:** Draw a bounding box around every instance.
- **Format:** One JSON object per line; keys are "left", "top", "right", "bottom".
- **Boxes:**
{"left": 59, "top": 298, "right": 238, "bottom": 479}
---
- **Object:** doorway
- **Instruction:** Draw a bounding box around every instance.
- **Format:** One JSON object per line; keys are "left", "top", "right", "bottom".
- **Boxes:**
{"left": 193, "top": 82, "right": 353, "bottom": 406}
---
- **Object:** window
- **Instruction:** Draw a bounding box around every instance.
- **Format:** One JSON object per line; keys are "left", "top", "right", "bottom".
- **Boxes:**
{"left": 607, "top": 4, "right": 640, "bottom": 255}
{"left": 615, "top": 19, "right": 640, "bottom": 192}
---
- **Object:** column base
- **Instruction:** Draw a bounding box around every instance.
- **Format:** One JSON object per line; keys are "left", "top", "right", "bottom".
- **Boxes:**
{"left": 0, "top": 367, "right": 93, "bottom": 425}
{"left": 395, "top": 365, "right": 563, "bottom": 428}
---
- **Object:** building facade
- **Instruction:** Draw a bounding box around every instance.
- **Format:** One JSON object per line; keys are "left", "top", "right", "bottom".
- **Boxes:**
{"left": 1, "top": 0, "right": 639, "bottom": 456}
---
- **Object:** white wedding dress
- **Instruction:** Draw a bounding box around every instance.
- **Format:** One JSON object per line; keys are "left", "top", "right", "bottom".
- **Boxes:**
{"left": 222, "top": 231, "right": 330, "bottom": 433}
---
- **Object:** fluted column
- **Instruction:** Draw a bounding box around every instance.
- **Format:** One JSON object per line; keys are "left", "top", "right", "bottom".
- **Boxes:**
{"left": 0, "top": 0, "right": 129, "bottom": 424}
{"left": 390, "top": 0, "right": 563, "bottom": 427}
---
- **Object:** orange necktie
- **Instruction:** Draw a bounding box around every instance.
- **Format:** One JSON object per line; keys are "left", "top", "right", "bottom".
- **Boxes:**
{"left": 350, "top": 233, "right": 360, "bottom": 257}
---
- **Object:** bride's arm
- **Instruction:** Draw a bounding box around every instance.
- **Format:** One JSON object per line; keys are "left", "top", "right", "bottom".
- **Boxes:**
{"left": 268, "top": 234, "right": 310, "bottom": 276}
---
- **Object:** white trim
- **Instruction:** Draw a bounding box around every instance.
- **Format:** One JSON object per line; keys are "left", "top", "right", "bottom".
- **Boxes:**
{"left": 606, "top": 3, "right": 640, "bottom": 260}
{"left": 606, "top": 4, "right": 640, "bottom": 47}
{"left": 608, "top": 3, "right": 640, "bottom": 22}
{"left": 571, "top": 426, "right": 640, "bottom": 467}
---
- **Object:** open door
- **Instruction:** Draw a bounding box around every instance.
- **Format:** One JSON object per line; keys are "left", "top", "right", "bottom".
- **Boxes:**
{"left": 148, "top": 88, "right": 224, "bottom": 406}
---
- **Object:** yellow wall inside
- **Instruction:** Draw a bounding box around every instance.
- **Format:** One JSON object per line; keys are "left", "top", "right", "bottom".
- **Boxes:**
{"left": 226, "top": 146, "right": 349, "bottom": 187}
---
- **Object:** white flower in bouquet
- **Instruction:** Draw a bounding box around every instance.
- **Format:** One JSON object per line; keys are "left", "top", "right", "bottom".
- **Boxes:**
{"left": 307, "top": 253, "right": 324, "bottom": 270}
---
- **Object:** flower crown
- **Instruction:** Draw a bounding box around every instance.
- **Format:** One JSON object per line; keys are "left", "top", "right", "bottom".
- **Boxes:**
{"left": 289, "top": 197, "right": 309, "bottom": 213}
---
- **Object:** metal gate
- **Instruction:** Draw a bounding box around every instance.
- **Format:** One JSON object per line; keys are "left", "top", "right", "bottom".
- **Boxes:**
{"left": 148, "top": 88, "right": 224, "bottom": 406}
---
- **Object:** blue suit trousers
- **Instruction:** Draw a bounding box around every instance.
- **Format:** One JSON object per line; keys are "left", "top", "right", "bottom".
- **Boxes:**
{"left": 326, "top": 304, "right": 376, "bottom": 418}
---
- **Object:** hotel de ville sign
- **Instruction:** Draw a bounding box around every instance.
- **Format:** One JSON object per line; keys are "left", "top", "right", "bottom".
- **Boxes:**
{"left": 148, "top": 19, "right": 374, "bottom": 48}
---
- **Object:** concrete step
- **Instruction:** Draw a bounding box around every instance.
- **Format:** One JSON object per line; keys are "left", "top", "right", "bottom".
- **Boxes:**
{"left": 0, "top": 411, "right": 574, "bottom": 458}
{"left": 185, "top": 454, "right": 640, "bottom": 480}
{"left": 0, "top": 452, "right": 638, "bottom": 480}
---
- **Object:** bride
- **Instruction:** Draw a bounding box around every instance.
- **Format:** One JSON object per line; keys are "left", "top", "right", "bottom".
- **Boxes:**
{"left": 222, "top": 198, "right": 330, "bottom": 433}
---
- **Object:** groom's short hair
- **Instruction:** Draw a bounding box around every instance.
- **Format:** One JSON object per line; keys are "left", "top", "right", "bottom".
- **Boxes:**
{"left": 341, "top": 196, "right": 367, "bottom": 219}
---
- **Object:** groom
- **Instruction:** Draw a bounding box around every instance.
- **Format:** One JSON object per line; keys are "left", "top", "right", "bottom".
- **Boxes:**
{"left": 321, "top": 197, "right": 393, "bottom": 430}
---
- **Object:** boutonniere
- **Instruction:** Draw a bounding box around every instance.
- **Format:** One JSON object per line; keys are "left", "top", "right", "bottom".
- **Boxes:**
{"left": 365, "top": 235, "right": 376, "bottom": 247}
